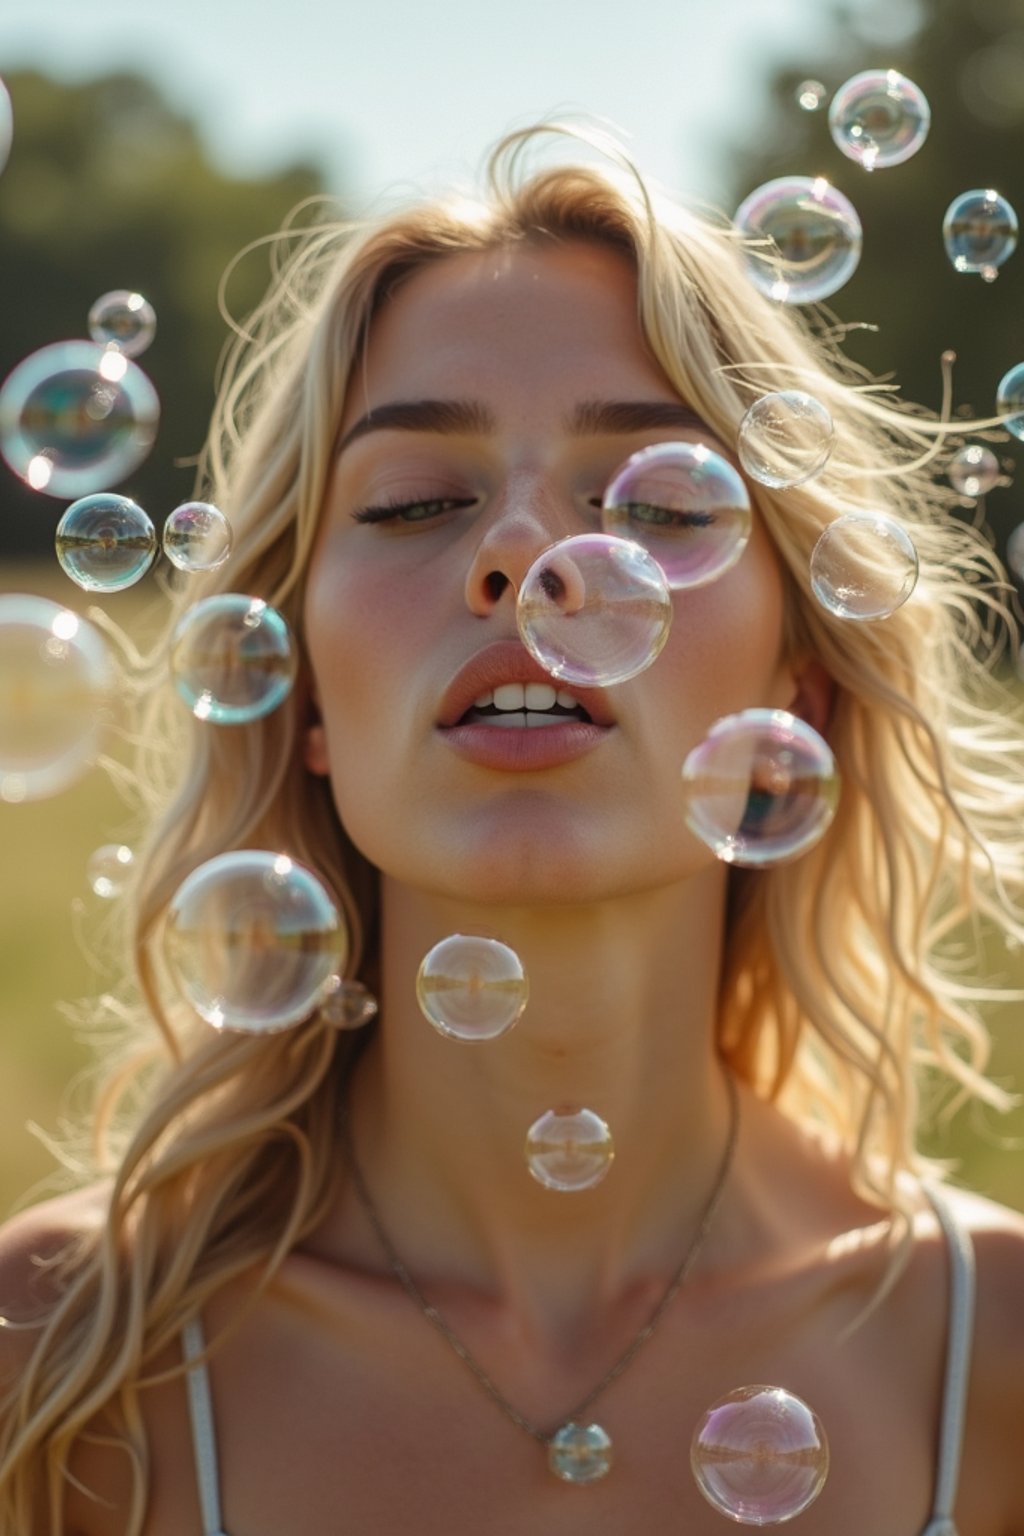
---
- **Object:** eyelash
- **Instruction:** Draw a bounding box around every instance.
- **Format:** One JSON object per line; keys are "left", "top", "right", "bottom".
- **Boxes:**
{"left": 351, "top": 496, "right": 477, "bottom": 526}
{"left": 587, "top": 497, "right": 715, "bottom": 529}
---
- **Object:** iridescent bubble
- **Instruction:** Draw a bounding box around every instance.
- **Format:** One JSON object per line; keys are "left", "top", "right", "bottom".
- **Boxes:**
{"left": 517, "top": 533, "right": 672, "bottom": 687}
{"left": 681, "top": 709, "right": 838, "bottom": 868}
{"left": 548, "top": 1423, "right": 613, "bottom": 1484}
{"left": 525, "top": 1106, "right": 614, "bottom": 1192}
{"left": 0, "top": 340, "right": 159, "bottom": 499}
{"left": 1006, "top": 523, "right": 1024, "bottom": 580}
{"left": 810, "top": 512, "right": 919, "bottom": 620}
{"left": 948, "top": 443, "right": 1000, "bottom": 498}
{"left": 737, "top": 393, "right": 835, "bottom": 489}
{"left": 602, "top": 442, "right": 751, "bottom": 589}
{"left": 87, "top": 842, "right": 135, "bottom": 899}
{"left": 162, "top": 501, "right": 232, "bottom": 572}
{"left": 943, "top": 189, "right": 1018, "bottom": 281}
{"left": 996, "top": 362, "right": 1024, "bottom": 440}
{"left": 56, "top": 493, "right": 157, "bottom": 592}
{"left": 416, "top": 934, "right": 528, "bottom": 1042}
{"left": 88, "top": 290, "right": 157, "bottom": 358}
{"left": 795, "top": 80, "right": 827, "bottom": 112}
{"left": 734, "top": 177, "right": 863, "bottom": 304}
{"left": 0, "top": 78, "right": 12, "bottom": 176}
{"left": 170, "top": 594, "right": 297, "bottom": 724}
{"left": 0, "top": 595, "right": 114, "bottom": 803}
{"left": 828, "top": 68, "right": 931, "bottom": 170}
{"left": 164, "top": 850, "right": 345, "bottom": 1032}
{"left": 319, "top": 977, "right": 379, "bottom": 1031}
{"left": 691, "top": 1385, "right": 830, "bottom": 1524}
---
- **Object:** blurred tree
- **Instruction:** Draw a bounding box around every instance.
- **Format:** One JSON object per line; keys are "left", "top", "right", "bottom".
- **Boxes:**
{"left": 0, "top": 70, "right": 334, "bottom": 556}
{"left": 720, "top": 0, "right": 1024, "bottom": 555}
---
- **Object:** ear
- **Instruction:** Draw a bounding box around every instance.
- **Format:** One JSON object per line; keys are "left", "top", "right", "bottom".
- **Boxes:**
{"left": 303, "top": 721, "right": 331, "bottom": 777}
{"left": 785, "top": 656, "right": 835, "bottom": 737}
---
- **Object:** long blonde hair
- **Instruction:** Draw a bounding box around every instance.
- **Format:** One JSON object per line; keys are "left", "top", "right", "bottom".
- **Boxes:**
{"left": 4, "top": 120, "right": 1023, "bottom": 1533}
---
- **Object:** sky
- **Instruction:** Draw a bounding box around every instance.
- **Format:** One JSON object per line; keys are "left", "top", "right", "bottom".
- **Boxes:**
{"left": 0, "top": 0, "right": 924, "bottom": 213}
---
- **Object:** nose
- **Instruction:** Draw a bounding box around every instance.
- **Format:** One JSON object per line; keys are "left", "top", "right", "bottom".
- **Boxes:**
{"left": 463, "top": 477, "right": 575, "bottom": 616}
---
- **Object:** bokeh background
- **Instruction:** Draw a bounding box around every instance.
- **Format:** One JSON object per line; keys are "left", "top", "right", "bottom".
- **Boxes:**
{"left": 1, "top": 0, "right": 1023, "bottom": 1214}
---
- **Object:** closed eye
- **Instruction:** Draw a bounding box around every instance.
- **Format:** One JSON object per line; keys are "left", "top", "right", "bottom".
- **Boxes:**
{"left": 351, "top": 495, "right": 478, "bottom": 526}
{"left": 588, "top": 496, "right": 716, "bottom": 529}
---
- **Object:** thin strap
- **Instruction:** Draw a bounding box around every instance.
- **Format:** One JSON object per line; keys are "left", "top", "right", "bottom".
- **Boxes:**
{"left": 918, "top": 1182, "right": 976, "bottom": 1536}
{"left": 182, "top": 1316, "right": 231, "bottom": 1536}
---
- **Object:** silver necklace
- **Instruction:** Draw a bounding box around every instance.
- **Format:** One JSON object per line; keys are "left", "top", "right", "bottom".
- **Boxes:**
{"left": 343, "top": 1070, "right": 739, "bottom": 1485}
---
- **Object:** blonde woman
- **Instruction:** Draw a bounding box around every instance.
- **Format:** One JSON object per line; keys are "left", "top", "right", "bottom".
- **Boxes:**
{"left": 2, "top": 123, "right": 1024, "bottom": 1535}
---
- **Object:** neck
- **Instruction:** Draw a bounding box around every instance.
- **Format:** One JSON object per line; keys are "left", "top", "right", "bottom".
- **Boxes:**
{"left": 343, "top": 868, "right": 738, "bottom": 1325}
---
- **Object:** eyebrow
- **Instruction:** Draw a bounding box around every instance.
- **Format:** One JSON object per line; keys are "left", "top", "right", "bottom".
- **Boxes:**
{"left": 336, "top": 397, "right": 711, "bottom": 456}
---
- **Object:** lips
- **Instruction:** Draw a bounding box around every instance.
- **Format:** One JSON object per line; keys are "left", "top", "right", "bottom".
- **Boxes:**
{"left": 437, "top": 641, "right": 616, "bottom": 729}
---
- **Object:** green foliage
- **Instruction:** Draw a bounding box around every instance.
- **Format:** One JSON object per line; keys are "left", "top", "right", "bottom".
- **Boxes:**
{"left": 0, "top": 70, "right": 334, "bottom": 556}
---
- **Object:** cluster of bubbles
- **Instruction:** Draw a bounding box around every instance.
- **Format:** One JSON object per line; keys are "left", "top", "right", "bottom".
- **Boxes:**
{"left": 53, "top": 494, "right": 232, "bottom": 592}
{"left": 691, "top": 1386, "right": 830, "bottom": 1523}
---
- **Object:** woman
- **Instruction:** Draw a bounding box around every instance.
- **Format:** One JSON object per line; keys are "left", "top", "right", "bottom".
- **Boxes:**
{"left": 1, "top": 122, "right": 1023, "bottom": 1535}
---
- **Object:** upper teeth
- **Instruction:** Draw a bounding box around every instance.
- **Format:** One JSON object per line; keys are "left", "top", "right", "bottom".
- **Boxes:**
{"left": 475, "top": 683, "right": 582, "bottom": 711}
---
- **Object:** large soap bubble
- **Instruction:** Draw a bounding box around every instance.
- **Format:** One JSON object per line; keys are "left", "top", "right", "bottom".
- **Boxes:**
{"left": 828, "top": 69, "right": 930, "bottom": 170}
{"left": 602, "top": 442, "right": 751, "bottom": 589}
{"left": 810, "top": 513, "right": 919, "bottom": 620}
{"left": 0, "top": 595, "right": 114, "bottom": 803}
{"left": 681, "top": 709, "right": 839, "bottom": 868}
{"left": 56, "top": 494, "right": 157, "bottom": 592}
{"left": 734, "top": 177, "right": 862, "bottom": 305}
{"left": 164, "top": 850, "right": 346, "bottom": 1032}
{"left": 170, "top": 594, "right": 298, "bottom": 723}
{"left": 0, "top": 340, "right": 159, "bottom": 498}
{"left": 943, "top": 190, "right": 1018, "bottom": 282}
{"left": 691, "top": 1386, "right": 830, "bottom": 1524}
{"left": 737, "top": 393, "right": 835, "bottom": 489}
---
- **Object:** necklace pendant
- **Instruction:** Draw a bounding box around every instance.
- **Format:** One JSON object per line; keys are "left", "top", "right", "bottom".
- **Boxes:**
{"left": 547, "top": 1421, "right": 614, "bottom": 1484}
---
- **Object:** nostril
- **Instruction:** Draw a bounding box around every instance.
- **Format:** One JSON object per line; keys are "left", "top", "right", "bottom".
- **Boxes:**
{"left": 484, "top": 571, "right": 510, "bottom": 602}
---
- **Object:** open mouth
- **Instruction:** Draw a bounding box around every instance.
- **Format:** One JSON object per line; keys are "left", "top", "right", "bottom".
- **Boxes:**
{"left": 458, "top": 681, "right": 593, "bottom": 729}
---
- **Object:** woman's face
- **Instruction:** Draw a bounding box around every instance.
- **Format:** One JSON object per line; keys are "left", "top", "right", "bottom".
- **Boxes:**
{"left": 304, "top": 240, "right": 802, "bottom": 904}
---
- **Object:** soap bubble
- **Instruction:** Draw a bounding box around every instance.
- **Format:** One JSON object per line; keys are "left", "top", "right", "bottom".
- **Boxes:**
{"left": 88, "top": 290, "right": 157, "bottom": 358}
{"left": 943, "top": 189, "right": 1018, "bottom": 281}
{"left": 319, "top": 977, "right": 378, "bottom": 1031}
{"left": 737, "top": 393, "right": 835, "bottom": 489}
{"left": 0, "top": 78, "right": 12, "bottom": 176}
{"left": 691, "top": 1385, "right": 829, "bottom": 1524}
{"left": 1006, "top": 523, "right": 1024, "bottom": 580}
{"left": 795, "top": 80, "right": 827, "bottom": 112}
{"left": 170, "top": 594, "right": 297, "bottom": 723}
{"left": 0, "top": 340, "right": 159, "bottom": 499}
{"left": 517, "top": 533, "right": 672, "bottom": 687}
{"left": 547, "top": 1423, "right": 613, "bottom": 1485}
{"left": 525, "top": 1106, "right": 614, "bottom": 1191}
{"left": 416, "top": 933, "right": 528, "bottom": 1042}
{"left": 87, "top": 842, "right": 135, "bottom": 899}
{"left": 996, "top": 363, "right": 1024, "bottom": 440}
{"left": 681, "top": 709, "right": 838, "bottom": 868}
{"left": 162, "top": 502, "right": 232, "bottom": 572}
{"left": 164, "top": 850, "right": 345, "bottom": 1032}
{"left": 734, "top": 177, "right": 862, "bottom": 304}
{"left": 828, "top": 69, "right": 931, "bottom": 169}
{"left": 0, "top": 595, "right": 114, "bottom": 803}
{"left": 810, "top": 512, "right": 919, "bottom": 620}
{"left": 949, "top": 444, "right": 1000, "bottom": 498}
{"left": 56, "top": 493, "right": 157, "bottom": 592}
{"left": 602, "top": 442, "right": 751, "bottom": 589}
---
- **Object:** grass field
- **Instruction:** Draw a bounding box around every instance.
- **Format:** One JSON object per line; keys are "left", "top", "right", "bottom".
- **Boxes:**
{"left": 1, "top": 562, "right": 1023, "bottom": 1217}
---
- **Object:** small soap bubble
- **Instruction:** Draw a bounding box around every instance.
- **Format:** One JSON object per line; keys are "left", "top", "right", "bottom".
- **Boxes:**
{"left": 828, "top": 68, "right": 931, "bottom": 169}
{"left": 602, "top": 442, "right": 751, "bottom": 589}
{"left": 87, "top": 842, "right": 135, "bottom": 899}
{"left": 517, "top": 533, "right": 672, "bottom": 687}
{"left": 1006, "top": 523, "right": 1024, "bottom": 580}
{"left": 416, "top": 934, "right": 528, "bottom": 1042}
{"left": 56, "top": 493, "right": 157, "bottom": 592}
{"left": 795, "top": 80, "right": 827, "bottom": 112}
{"left": 734, "top": 177, "right": 862, "bottom": 304}
{"left": 943, "top": 190, "right": 1018, "bottom": 281}
{"left": 0, "top": 78, "right": 12, "bottom": 176}
{"left": 88, "top": 290, "right": 157, "bottom": 358}
{"left": 691, "top": 1385, "right": 829, "bottom": 1524}
{"left": 525, "top": 1106, "right": 614, "bottom": 1192}
{"left": 319, "top": 977, "right": 379, "bottom": 1031}
{"left": 170, "top": 594, "right": 298, "bottom": 724}
{"left": 0, "top": 340, "right": 159, "bottom": 499}
{"left": 164, "top": 850, "right": 345, "bottom": 1032}
{"left": 996, "top": 363, "right": 1024, "bottom": 440}
{"left": 949, "top": 443, "right": 1000, "bottom": 498}
{"left": 737, "top": 393, "right": 835, "bottom": 489}
{"left": 162, "top": 501, "right": 232, "bottom": 572}
{"left": 681, "top": 709, "right": 838, "bottom": 868}
{"left": 810, "top": 512, "right": 919, "bottom": 620}
{"left": 0, "top": 595, "right": 114, "bottom": 803}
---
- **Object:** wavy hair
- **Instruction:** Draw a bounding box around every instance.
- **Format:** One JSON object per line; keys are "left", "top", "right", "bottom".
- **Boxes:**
{"left": 3, "top": 120, "right": 1023, "bottom": 1532}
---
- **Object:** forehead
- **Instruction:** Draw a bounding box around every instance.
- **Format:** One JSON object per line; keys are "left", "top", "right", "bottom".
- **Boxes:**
{"left": 344, "top": 241, "right": 677, "bottom": 420}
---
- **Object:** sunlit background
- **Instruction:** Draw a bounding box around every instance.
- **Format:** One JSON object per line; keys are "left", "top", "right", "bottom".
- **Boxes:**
{"left": 1, "top": 0, "right": 1024, "bottom": 1213}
